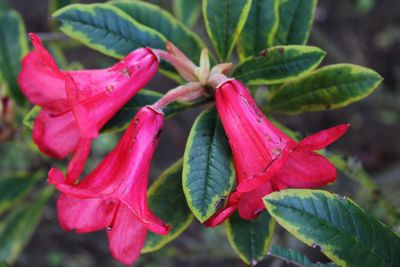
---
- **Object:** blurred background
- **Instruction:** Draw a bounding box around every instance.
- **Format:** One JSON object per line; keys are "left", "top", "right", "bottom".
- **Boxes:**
{"left": 1, "top": 0, "right": 399, "bottom": 266}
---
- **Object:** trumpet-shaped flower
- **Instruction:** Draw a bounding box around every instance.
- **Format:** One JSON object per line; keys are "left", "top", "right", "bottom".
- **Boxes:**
{"left": 206, "top": 79, "right": 349, "bottom": 226}
{"left": 48, "top": 106, "right": 170, "bottom": 265}
{"left": 18, "top": 33, "right": 159, "bottom": 182}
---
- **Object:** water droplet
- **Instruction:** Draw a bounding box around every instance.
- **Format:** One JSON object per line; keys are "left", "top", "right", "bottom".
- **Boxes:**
{"left": 312, "top": 243, "right": 323, "bottom": 252}
{"left": 334, "top": 193, "right": 347, "bottom": 200}
{"left": 106, "top": 226, "right": 112, "bottom": 231}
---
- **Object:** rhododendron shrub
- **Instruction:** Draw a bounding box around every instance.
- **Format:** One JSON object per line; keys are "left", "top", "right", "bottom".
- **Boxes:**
{"left": 1, "top": 0, "right": 399, "bottom": 267}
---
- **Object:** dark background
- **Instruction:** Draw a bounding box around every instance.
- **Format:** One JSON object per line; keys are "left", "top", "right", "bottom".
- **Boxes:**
{"left": 4, "top": 0, "right": 400, "bottom": 266}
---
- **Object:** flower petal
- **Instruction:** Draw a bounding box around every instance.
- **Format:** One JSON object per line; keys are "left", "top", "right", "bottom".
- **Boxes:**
{"left": 296, "top": 124, "right": 350, "bottom": 151}
{"left": 57, "top": 193, "right": 115, "bottom": 233}
{"left": 203, "top": 205, "right": 237, "bottom": 227}
{"left": 275, "top": 150, "right": 337, "bottom": 188}
{"left": 33, "top": 110, "right": 80, "bottom": 159}
{"left": 107, "top": 204, "right": 147, "bottom": 266}
{"left": 18, "top": 34, "right": 67, "bottom": 109}
{"left": 66, "top": 137, "right": 93, "bottom": 184}
{"left": 237, "top": 182, "right": 273, "bottom": 220}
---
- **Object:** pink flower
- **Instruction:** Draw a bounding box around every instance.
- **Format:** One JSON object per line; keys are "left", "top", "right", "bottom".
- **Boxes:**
{"left": 18, "top": 33, "right": 159, "bottom": 182}
{"left": 206, "top": 79, "right": 349, "bottom": 226}
{"left": 48, "top": 106, "right": 170, "bottom": 265}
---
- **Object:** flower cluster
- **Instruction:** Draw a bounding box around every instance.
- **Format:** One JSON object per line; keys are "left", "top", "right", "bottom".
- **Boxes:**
{"left": 19, "top": 34, "right": 348, "bottom": 265}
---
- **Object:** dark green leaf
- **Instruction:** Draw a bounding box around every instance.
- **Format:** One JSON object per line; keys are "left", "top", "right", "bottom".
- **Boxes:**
{"left": 268, "top": 64, "right": 383, "bottom": 114}
{"left": 264, "top": 189, "right": 400, "bottom": 267}
{"left": 233, "top": 45, "right": 325, "bottom": 85}
{"left": 53, "top": 3, "right": 166, "bottom": 59}
{"left": 0, "top": 172, "right": 42, "bottom": 215}
{"left": 269, "top": 245, "right": 338, "bottom": 267}
{"left": 0, "top": 187, "right": 53, "bottom": 265}
{"left": 237, "top": 0, "right": 279, "bottom": 60}
{"left": 111, "top": 0, "right": 205, "bottom": 80}
{"left": 226, "top": 211, "right": 275, "bottom": 265}
{"left": 183, "top": 108, "right": 235, "bottom": 222}
{"left": 203, "top": 0, "right": 253, "bottom": 61}
{"left": 172, "top": 0, "right": 201, "bottom": 28}
{"left": 274, "top": 0, "right": 317, "bottom": 45}
{"left": 0, "top": 0, "right": 9, "bottom": 14}
{"left": 0, "top": 10, "right": 28, "bottom": 104}
{"left": 143, "top": 160, "right": 193, "bottom": 253}
{"left": 49, "top": 0, "right": 78, "bottom": 13}
{"left": 102, "top": 89, "right": 188, "bottom": 133}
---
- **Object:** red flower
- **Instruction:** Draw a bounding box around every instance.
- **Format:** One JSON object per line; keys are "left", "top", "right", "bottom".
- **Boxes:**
{"left": 18, "top": 33, "right": 159, "bottom": 182}
{"left": 48, "top": 106, "right": 170, "bottom": 265}
{"left": 206, "top": 79, "right": 349, "bottom": 226}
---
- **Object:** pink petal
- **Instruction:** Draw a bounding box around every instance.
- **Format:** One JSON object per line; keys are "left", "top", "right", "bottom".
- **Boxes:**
{"left": 66, "top": 137, "right": 93, "bottom": 184}
{"left": 215, "top": 79, "right": 296, "bottom": 185}
{"left": 33, "top": 110, "right": 80, "bottom": 159}
{"left": 235, "top": 146, "right": 291, "bottom": 193}
{"left": 64, "top": 75, "right": 98, "bottom": 139}
{"left": 204, "top": 205, "right": 237, "bottom": 227}
{"left": 237, "top": 182, "right": 273, "bottom": 220}
{"left": 296, "top": 124, "right": 350, "bottom": 151}
{"left": 107, "top": 204, "right": 148, "bottom": 266}
{"left": 275, "top": 150, "right": 337, "bottom": 188}
{"left": 18, "top": 34, "right": 67, "bottom": 109}
{"left": 57, "top": 193, "right": 115, "bottom": 233}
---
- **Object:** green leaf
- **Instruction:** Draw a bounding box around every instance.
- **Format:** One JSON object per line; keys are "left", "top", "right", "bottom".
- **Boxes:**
{"left": 0, "top": 0, "right": 10, "bottom": 14}
{"left": 269, "top": 245, "right": 337, "bottom": 267}
{"left": 0, "top": 172, "right": 42, "bottom": 215}
{"left": 226, "top": 211, "right": 275, "bottom": 265}
{"left": 111, "top": 0, "right": 205, "bottom": 81}
{"left": 232, "top": 45, "right": 325, "bottom": 85}
{"left": 102, "top": 89, "right": 188, "bottom": 133}
{"left": 0, "top": 10, "right": 28, "bottom": 104}
{"left": 0, "top": 187, "right": 53, "bottom": 265}
{"left": 53, "top": 3, "right": 166, "bottom": 59}
{"left": 203, "top": 0, "right": 253, "bottom": 61}
{"left": 183, "top": 108, "right": 235, "bottom": 222}
{"left": 23, "top": 106, "right": 41, "bottom": 130}
{"left": 237, "top": 0, "right": 279, "bottom": 60}
{"left": 143, "top": 160, "right": 193, "bottom": 253}
{"left": 268, "top": 64, "right": 383, "bottom": 114}
{"left": 274, "top": 0, "right": 317, "bottom": 45}
{"left": 172, "top": 0, "right": 201, "bottom": 28}
{"left": 264, "top": 189, "right": 400, "bottom": 267}
{"left": 49, "top": 0, "right": 78, "bottom": 13}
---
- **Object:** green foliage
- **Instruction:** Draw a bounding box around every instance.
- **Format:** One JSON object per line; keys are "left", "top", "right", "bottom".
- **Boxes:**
{"left": 0, "top": 187, "right": 53, "bottom": 265}
{"left": 102, "top": 89, "right": 189, "bottom": 133}
{"left": 237, "top": 0, "right": 279, "bottom": 59}
{"left": 264, "top": 189, "right": 400, "bottom": 267}
{"left": 269, "top": 245, "right": 337, "bottom": 267}
{"left": 0, "top": 173, "right": 42, "bottom": 215}
{"left": 172, "top": 0, "right": 201, "bottom": 28}
{"left": 274, "top": 0, "right": 317, "bottom": 45}
{"left": 143, "top": 160, "right": 193, "bottom": 253}
{"left": 183, "top": 108, "right": 235, "bottom": 222}
{"left": 23, "top": 106, "right": 41, "bottom": 130}
{"left": 203, "top": 0, "right": 253, "bottom": 61}
{"left": 232, "top": 45, "right": 325, "bottom": 85}
{"left": 111, "top": 0, "right": 205, "bottom": 79}
{"left": 268, "top": 64, "right": 383, "bottom": 114}
{"left": 53, "top": 4, "right": 166, "bottom": 59}
{"left": 226, "top": 211, "right": 275, "bottom": 265}
{"left": 0, "top": 10, "right": 28, "bottom": 104}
